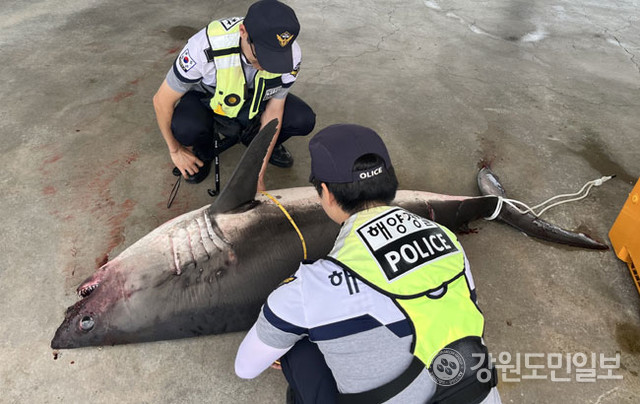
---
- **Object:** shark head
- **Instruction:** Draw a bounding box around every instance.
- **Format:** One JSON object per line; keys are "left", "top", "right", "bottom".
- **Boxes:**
{"left": 51, "top": 210, "right": 246, "bottom": 349}
{"left": 51, "top": 237, "right": 187, "bottom": 348}
{"left": 52, "top": 120, "right": 280, "bottom": 349}
{"left": 52, "top": 262, "right": 135, "bottom": 348}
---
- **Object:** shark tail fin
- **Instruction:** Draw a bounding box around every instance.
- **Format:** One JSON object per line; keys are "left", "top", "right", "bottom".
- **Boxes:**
{"left": 477, "top": 166, "right": 608, "bottom": 250}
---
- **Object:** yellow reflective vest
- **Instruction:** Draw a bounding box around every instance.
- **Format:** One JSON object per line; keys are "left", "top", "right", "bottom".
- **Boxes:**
{"left": 329, "top": 206, "right": 485, "bottom": 367}
{"left": 204, "top": 19, "right": 283, "bottom": 120}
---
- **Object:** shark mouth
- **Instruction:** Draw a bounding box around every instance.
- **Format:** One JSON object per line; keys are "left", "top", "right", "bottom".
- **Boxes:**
{"left": 76, "top": 261, "right": 116, "bottom": 298}
{"left": 78, "top": 281, "right": 99, "bottom": 298}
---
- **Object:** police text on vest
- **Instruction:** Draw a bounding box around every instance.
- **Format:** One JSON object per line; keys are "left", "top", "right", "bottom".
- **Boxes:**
{"left": 357, "top": 208, "right": 459, "bottom": 281}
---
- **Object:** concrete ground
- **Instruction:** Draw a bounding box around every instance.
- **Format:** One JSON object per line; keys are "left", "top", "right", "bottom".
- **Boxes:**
{"left": 1, "top": 0, "right": 639, "bottom": 402}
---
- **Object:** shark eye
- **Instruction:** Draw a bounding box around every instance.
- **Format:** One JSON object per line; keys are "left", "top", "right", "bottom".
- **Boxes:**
{"left": 80, "top": 316, "right": 95, "bottom": 332}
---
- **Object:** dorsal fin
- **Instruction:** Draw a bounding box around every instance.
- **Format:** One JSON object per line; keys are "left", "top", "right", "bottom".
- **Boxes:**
{"left": 208, "top": 119, "right": 278, "bottom": 215}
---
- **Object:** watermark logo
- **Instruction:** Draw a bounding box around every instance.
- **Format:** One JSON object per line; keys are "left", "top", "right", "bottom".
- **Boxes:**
{"left": 429, "top": 348, "right": 465, "bottom": 386}
{"left": 486, "top": 352, "right": 623, "bottom": 383}
{"left": 427, "top": 350, "right": 622, "bottom": 385}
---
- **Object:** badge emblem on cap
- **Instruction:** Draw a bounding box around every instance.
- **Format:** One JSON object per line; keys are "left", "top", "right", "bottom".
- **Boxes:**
{"left": 277, "top": 32, "right": 294, "bottom": 47}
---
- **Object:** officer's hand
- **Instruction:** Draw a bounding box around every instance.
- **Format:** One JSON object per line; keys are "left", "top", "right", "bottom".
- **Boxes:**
{"left": 170, "top": 146, "right": 203, "bottom": 179}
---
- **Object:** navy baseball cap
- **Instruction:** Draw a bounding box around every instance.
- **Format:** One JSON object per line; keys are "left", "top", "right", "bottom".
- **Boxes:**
{"left": 244, "top": 0, "right": 299, "bottom": 74}
{"left": 309, "top": 124, "right": 393, "bottom": 183}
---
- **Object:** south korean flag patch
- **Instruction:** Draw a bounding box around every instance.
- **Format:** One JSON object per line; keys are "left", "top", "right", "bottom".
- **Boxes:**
{"left": 178, "top": 48, "right": 196, "bottom": 73}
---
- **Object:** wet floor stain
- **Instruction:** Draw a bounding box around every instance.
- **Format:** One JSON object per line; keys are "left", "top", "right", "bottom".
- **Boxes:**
{"left": 615, "top": 322, "right": 640, "bottom": 355}
{"left": 564, "top": 127, "right": 636, "bottom": 185}
{"left": 167, "top": 26, "right": 198, "bottom": 41}
{"left": 573, "top": 223, "right": 606, "bottom": 245}
{"left": 476, "top": 121, "right": 507, "bottom": 164}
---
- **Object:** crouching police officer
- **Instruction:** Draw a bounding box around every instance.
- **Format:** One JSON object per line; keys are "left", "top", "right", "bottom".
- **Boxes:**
{"left": 153, "top": 0, "right": 315, "bottom": 191}
{"left": 235, "top": 124, "right": 501, "bottom": 403}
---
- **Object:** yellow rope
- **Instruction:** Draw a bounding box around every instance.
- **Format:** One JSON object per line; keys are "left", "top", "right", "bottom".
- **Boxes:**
{"left": 260, "top": 191, "right": 308, "bottom": 259}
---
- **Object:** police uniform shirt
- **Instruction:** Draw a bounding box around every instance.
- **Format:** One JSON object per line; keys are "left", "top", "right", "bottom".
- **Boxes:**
{"left": 252, "top": 223, "right": 480, "bottom": 402}
{"left": 165, "top": 23, "right": 301, "bottom": 98}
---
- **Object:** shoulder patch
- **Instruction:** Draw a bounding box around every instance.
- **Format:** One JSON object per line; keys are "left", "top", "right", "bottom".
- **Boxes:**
{"left": 178, "top": 48, "right": 196, "bottom": 73}
{"left": 220, "top": 17, "right": 243, "bottom": 31}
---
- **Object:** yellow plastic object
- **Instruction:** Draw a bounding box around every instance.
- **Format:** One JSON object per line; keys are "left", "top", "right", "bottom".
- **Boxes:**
{"left": 609, "top": 178, "right": 640, "bottom": 295}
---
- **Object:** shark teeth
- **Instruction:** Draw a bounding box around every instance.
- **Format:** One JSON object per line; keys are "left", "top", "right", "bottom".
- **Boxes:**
{"left": 78, "top": 284, "right": 99, "bottom": 298}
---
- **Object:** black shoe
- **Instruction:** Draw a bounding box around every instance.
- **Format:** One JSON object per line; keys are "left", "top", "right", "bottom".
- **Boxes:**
{"left": 269, "top": 144, "right": 294, "bottom": 168}
{"left": 185, "top": 159, "right": 212, "bottom": 184}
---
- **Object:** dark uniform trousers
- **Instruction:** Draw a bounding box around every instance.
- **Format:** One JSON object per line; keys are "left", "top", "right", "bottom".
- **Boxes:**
{"left": 280, "top": 337, "right": 338, "bottom": 404}
{"left": 170, "top": 90, "right": 316, "bottom": 161}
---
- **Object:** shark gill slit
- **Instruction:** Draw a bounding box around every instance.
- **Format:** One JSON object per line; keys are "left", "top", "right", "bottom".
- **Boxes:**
{"left": 204, "top": 212, "right": 229, "bottom": 251}
{"left": 169, "top": 227, "right": 195, "bottom": 276}
{"left": 169, "top": 235, "right": 181, "bottom": 275}
{"left": 171, "top": 214, "right": 233, "bottom": 277}
{"left": 185, "top": 228, "right": 196, "bottom": 271}
{"left": 194, "top": 216, "right": 212, "bottom": 261}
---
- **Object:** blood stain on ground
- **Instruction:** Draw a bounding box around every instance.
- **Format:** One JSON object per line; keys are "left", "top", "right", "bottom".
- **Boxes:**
{"left": 43, "top": 186, "right": 56, "bottom": 195}
{"left": 112, "top": 91, "right": 135, "bottom": 102}
{"left": 38, "top": 144, "right": 141, "bottom": 288}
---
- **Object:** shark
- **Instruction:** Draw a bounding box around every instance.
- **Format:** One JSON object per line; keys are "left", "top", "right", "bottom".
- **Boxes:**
{"left": 51, "top": 119, "right": 607, "bottom": 349}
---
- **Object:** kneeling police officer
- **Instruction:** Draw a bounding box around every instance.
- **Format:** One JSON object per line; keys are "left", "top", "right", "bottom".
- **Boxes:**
{"left": 235, "top": 124, "right": 501, "bottom": 404}
{"left": 153, "top": 0, "right": 315, "bottom": 191}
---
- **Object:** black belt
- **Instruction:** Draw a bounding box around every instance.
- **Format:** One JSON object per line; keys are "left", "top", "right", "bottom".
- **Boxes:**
{"left": 428, "top": 366, "right": 496, "bottom": 404}
{"left": 337, "top": 356, "right": 425, "bottom": 404}
{"left": 337, "top": 337, "right": 497, "bottom": 404}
